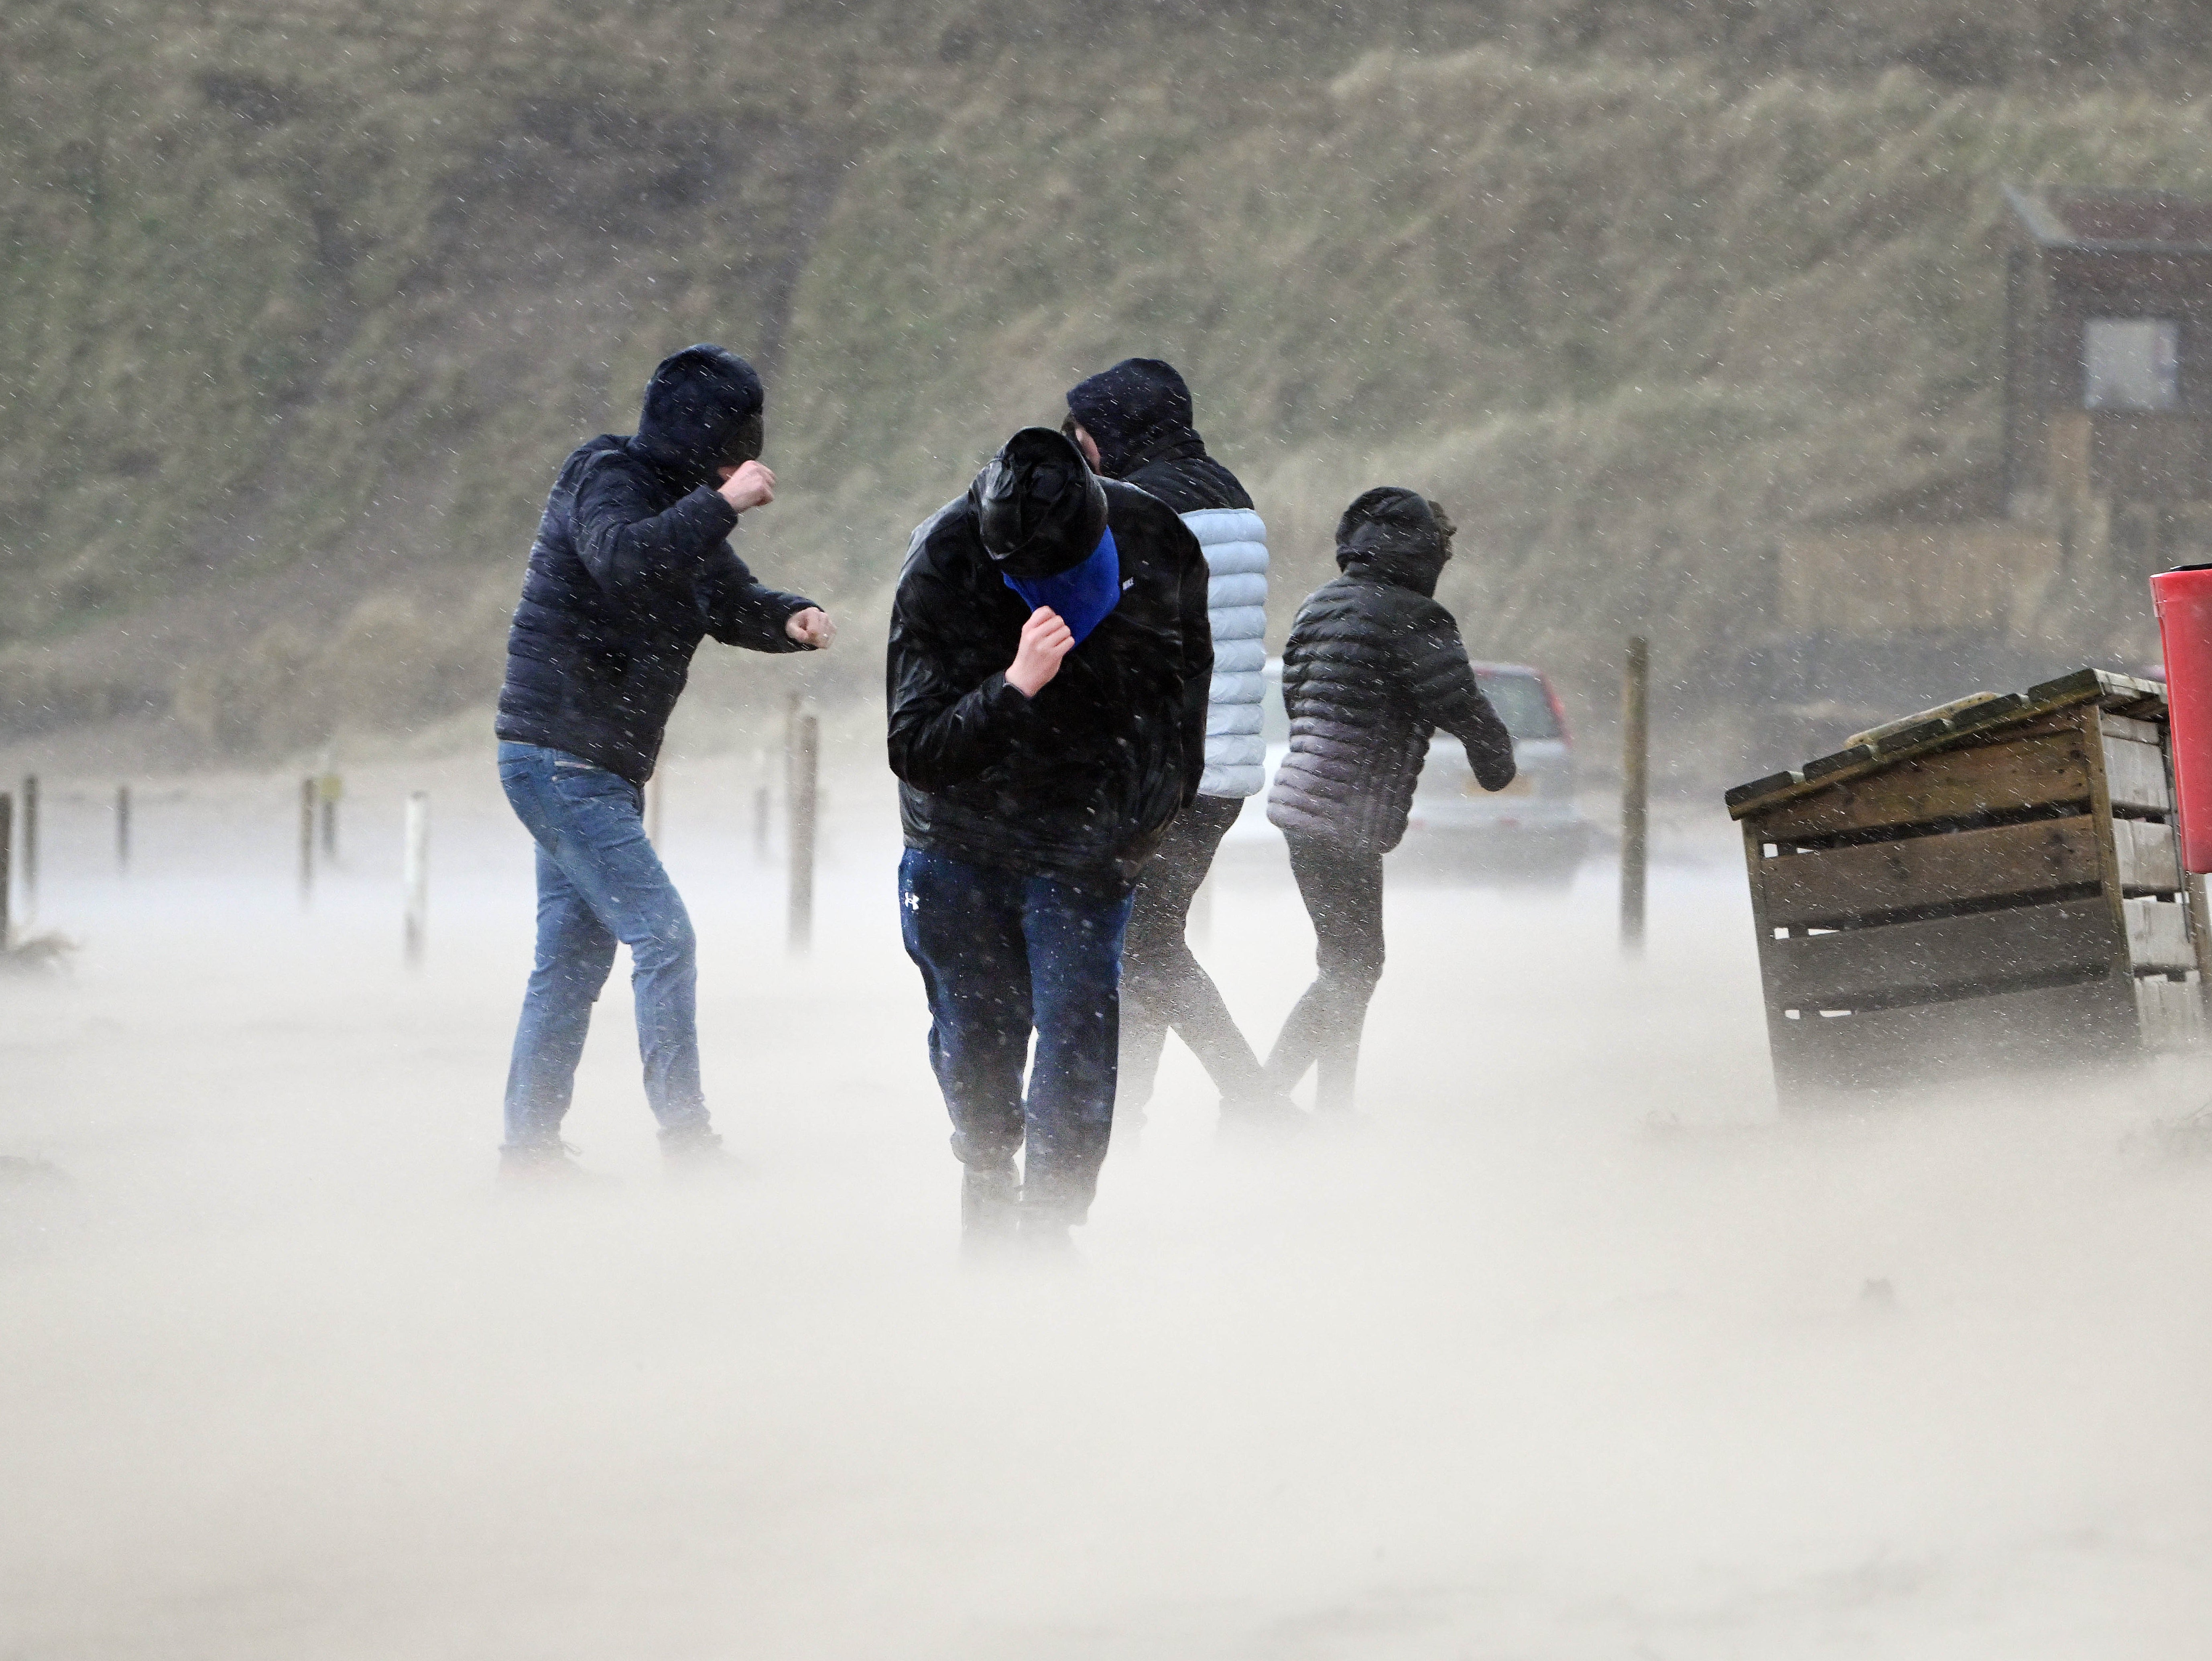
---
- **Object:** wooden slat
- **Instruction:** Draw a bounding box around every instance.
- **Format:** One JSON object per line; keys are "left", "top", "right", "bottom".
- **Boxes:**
{"left": 1750, "top": 728, "right": 2093, "bottom": 842}
{"left": 2100, "top": 712, "right": 2162, "bottom": 745}
{"left": 1768, "top": 896, "right": 2120, "bottom": 1009}
{"left": 2125, "top": 896, "right": 2195, "bottom": 971}
{"left": 1757, "top": 817, "right": 2102, "bottom": 928}
{"left": 2103, "top": 735, "right": 2172, "bottom": 815}
{"left": 2115, "top": 818, "right": 2183, "bottom": 892}
{"left": 2135, "top": 976, "right": 2205, "bottom": 1050}
{"left": 1771, "top": 977, "right": 2136, "bottom": 1094}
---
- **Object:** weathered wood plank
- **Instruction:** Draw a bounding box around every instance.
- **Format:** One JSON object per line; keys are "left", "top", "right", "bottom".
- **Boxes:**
{"left": 2136, "top": 975, "right": 2205, "bottom": 1050}
{"left": 1750, "top": 729, "right": 2094, "bottom": 842}
{"left": 2125, "top": 896, "right": 2196, "bottom": 971}
{"left": 1768, "top": 896, "right": 2120, "bottom": 1009}
{"left": 2100, "top": 712, "right": 2162, "bottom": 746}
{"left": 1757, "top": 817, "right": 2103, "bottom": 928}
{"left": 2115, "top": 818, "right": 2183, "bottom": 892}
{"left": 1771, "top": 976, "right": 2136, "bottom": 1094}
{"left": 2103, "top": 735, "right": 2172, "bottom": 815}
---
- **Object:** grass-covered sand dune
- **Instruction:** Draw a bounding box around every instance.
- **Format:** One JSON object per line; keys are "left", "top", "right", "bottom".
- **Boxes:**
{"left": 7, "top": 0, "right": 2212, "bottom": 769}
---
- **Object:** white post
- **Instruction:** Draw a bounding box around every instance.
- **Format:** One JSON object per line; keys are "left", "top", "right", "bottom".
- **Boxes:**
{"left": 403, "top": 791, "right": 430, "bottom": 968}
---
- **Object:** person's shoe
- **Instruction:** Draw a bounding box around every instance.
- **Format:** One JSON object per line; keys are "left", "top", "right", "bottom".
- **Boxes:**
{"left": 1016, "top": 1204, "right": 1080, "bottom": 1262}
{"left": 498, "top": 1140, "right": 605, "bottom": 1184}
{"left": 660, "top": 1123, "right": 739, "bottom": 1176}
{"left": 1217, "top": 1092, "right": 1309, "bottom": 1138}
{"left": 960, "top": 1161, "right": 1021, "bottom": 1258}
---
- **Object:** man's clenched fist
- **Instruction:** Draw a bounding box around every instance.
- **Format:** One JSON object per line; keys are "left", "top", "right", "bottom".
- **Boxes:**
{"left": 717, "top": 460, "right": 775, "bottom": 512}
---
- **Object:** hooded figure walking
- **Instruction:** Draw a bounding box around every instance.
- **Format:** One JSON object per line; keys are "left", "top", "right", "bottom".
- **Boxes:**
{"left": 1265, "top": 489, "right": 1515, "bottom": 1113}
{"left": 888, "top": 427, "right": 1212, "bottom": 1251}
{"left": 494, "top": 344, "right": 835, "bottom": 1177}
{"left": 1062, "top": 358, "right": 1292, "bottom": 1133}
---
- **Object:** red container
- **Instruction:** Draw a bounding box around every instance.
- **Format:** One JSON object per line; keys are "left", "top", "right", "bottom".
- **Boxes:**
{"left": 2151, "top": 564, "right": 2212, "bottom": 872}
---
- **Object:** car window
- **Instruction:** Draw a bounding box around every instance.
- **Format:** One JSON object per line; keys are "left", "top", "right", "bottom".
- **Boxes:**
{"left": 1476, "top": 672, "right": 1560, "bottom": 740}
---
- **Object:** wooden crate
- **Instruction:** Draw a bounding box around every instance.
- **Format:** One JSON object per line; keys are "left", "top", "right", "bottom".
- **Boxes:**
{"left": 1726, "top": 668, "right": 2209, "bottom": 1100}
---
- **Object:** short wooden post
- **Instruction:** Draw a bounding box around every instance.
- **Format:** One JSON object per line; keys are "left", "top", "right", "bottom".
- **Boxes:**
{"left": 1621, "top": 635, "right": 1650, "bottom": 953}
{"left": 19, "top": 774, "right": 37, "bottom": 921}
{"left": 403, "top": 791, "right": 430, "bottom": 968}
{"left": 298, "top": 777, "right": 316, "bottom": 905}
{"left": 788, "top": 712, "right": 818, "bottom": 954}
{"left": 0, "top": 792, "right": 12, "bottom": 950}
{"left": 115, "top": 784, "right": 131, "bottom": 873}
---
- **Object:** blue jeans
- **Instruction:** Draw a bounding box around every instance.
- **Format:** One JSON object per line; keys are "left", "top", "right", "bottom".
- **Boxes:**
{"left": 498, "top": 742, "right": 708, "bottom": 1148}
{"left": 898, "top": 849, "right": 1135, "bottom": 1220}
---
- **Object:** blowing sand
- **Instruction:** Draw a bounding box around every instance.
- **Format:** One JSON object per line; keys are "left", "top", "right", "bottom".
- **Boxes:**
{"left": 4, "top": 754, "right": 2211, "bottom": 1658}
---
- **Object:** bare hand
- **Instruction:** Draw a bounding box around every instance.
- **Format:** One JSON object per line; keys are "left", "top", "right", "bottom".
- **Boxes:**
{"left": 717, "top": 460, "right": 775, "bottom": 512}
{"left": 784, "top": 607, "right": 835, "bottom": 649}
{"left": 1006, "top": 606, "right": 1074, "bottom": 698}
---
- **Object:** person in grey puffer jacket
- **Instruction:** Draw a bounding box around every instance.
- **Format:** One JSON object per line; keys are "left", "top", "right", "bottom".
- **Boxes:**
{"left": 1065, "top": 357, "right": 1287, "bottom": 1128}
{"left": 1265, "top": 488, "right": 1515, "bottom": 1112}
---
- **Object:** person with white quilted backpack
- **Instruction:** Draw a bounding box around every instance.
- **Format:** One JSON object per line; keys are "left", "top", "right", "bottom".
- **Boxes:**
{"left": 1064, "top": 358, "right": 1300, "bottom": 1132}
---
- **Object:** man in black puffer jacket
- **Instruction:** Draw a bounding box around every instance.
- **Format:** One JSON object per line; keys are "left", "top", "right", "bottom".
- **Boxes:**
{"left": 1063, "top": 357, "right": 1284, "bottom": 1132}
{"left": 1265, "top": 488, "right": 1515, "bottom": 1112}
{"left": 889, "top": 427, "right": 1211, "bottom": 1248}
{"left": 494, "top": 344, "right": 834, "bottom": 1178}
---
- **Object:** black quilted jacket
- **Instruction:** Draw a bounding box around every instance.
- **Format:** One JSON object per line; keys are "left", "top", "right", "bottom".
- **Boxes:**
{"left": 886, "top": 479, "right": 1213, "bottom": 883}
{"left": 495, "top": 348, "right": 817, "bottom": 785}
{"left": 1267, "top": 489, "right": 1515, "bottom": 852}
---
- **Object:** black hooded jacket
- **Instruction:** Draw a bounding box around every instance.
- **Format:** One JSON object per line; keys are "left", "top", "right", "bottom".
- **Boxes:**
{"left": 496, "top": 345, "right": 817, "bottom": 784}
{"left": 1267, "top": 489, "right": 1515, "bottom": 852}
{"left": 1066, "top": 357, "right": 1250, "bottom": 513}
{"left": 887, "top": 476, "right": 1214, "bottom": 883}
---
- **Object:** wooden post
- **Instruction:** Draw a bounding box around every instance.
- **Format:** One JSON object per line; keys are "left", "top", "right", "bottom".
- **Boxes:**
{"left": 19, "top": 774, "right": 37, "bottom": 922}
{"left": 0, "top": 792, "right": 12, "bottom": 950}
{"left": 319, "top": 773, "right": 340, "bottom": 861}
{"left": 298, "top": 777, "right": 316, "bottom": 905}
{"left": 115, "top": 784, "right": 131, "bottom": 873}
{"left": 1621, "top": 635, "right": 1650, "bottom": 953}
{"left": 403, "top": 791, "right": 430, "bottom": 968}
{"left": 788, "top": 712, "right": 818, "bottom": 954}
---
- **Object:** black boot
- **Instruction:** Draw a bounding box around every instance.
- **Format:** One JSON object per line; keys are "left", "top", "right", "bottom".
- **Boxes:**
{"left": 961, "top": 1161, "right": 1020, "bottom": 1254}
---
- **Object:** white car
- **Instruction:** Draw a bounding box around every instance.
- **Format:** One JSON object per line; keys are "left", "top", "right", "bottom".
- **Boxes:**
{"left": 1223, "top": 658, "right": 1590, "bottom": 882}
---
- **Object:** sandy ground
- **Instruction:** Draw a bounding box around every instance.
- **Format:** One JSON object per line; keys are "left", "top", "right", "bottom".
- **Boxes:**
{"left": 5, "top": 749, "right": 2212, "bottom": 1658}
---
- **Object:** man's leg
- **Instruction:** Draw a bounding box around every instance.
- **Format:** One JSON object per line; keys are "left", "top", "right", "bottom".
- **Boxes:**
{"left": 1020, "top": 871, "right": 1136, "bottom": 1223}
{"left": 502, "top": 837, "right": 620, "bottom": 1150}
{"left": 1119, "top": 796, "right": 1267, "bottom": 1110}
{"left": 1266, "top": 835, "right": 1386, "bottom": 1111}
{"left": 500, "top": 745, "right": 708, "bottom": 1140}
{"left": 899, "top": 850, "right": 1033, "bottom": 1178}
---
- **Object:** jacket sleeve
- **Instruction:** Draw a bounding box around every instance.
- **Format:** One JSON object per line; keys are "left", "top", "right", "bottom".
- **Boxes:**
{"left": 1174, "top": 523, "right": 1214, "bottom": 809}
{"left": 884, "top": 571, "right": 1035, "bottom": 792}
{"left": 573, "top": 460, "right": 740, "bottom": 599}
{"left": 697, "top": 546, "right": 815, "bottom": 653}
{"left": 1403, "top": 603, "right": 1517, "bottom": 791}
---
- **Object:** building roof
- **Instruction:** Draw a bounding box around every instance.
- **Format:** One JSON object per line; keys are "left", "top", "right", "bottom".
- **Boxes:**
{"left": 2005, "top": 185, "right": 2212, "bottom": 254}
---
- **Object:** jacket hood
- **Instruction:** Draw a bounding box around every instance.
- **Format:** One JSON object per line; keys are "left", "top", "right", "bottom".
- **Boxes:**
{"left": 633, "top": 344, "right": 766, "bottom": 486}
{"left": 970, "top": 427, "right": 1110, "bottom": 580}
{"left": 1065, "top": 357, "right": 1205, "bottom": 478}
{"left": 1334, "top": 487, "right": 1452, "bottom": 597}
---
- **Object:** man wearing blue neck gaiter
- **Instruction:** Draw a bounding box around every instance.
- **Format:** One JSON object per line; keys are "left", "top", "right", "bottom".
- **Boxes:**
{"left": 888, "top": 427, "right": 1214, "bottom": 1254}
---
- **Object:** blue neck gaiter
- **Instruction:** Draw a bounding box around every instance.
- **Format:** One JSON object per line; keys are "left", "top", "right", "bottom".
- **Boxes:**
{"left": 1002, "top": 527, "right": 1121, "bottom": 645}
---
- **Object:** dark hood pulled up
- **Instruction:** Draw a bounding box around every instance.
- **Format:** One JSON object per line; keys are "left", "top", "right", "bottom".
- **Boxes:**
{"left": 970, "top": 426, "right": 1109, "bottom": 580}
{"left": 632, "top": 344, "right": 766, "bottom": 487}
{"left": 1334, "top": 486, "right": 1453, "bottom": 597}
{"left": 1065, "top": 357, "right": 1206, "bottom": 478}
